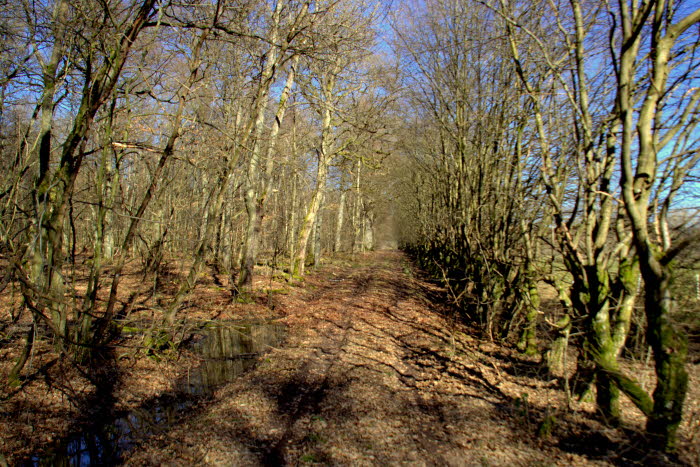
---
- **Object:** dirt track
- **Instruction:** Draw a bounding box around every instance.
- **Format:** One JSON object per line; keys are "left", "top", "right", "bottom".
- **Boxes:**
{"left": 126, "top": 251, "right": 624, "bottom": 466}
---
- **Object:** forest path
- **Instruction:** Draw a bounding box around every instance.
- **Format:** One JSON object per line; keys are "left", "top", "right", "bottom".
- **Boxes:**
{"left": 128, "top": 251, "right": 589, "bottom": 466}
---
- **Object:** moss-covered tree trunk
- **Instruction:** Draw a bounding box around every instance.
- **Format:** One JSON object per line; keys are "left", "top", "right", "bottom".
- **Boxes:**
{"left": 8, "top": 322, "right": 34, "bottom": 385}
{"left": 22, "top": 0, "right": 157, "bottom": 355}
{"left": 547, "top": 314, "right": 570, "bottom": 376}
{"left": 584, "top": 265, "right": 622, "bottom": 424}
{"left": 611, "top": 254, "right": 639, "bottom": 356}
{"left": 614, "top": 0, "right": 698, "bottom": 450}
{"left": 643, "top": 260, "right": 689, "bottom": 451}
{"left": 518, "top": 265, "right": 540, "bottom": 356}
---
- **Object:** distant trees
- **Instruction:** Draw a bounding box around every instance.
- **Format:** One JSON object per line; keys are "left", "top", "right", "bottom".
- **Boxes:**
{"left": 290, "top": 0, "right": 388, "bottom": 276}
{"left": 393, "top": 0, "right": 546, "bottom": 347}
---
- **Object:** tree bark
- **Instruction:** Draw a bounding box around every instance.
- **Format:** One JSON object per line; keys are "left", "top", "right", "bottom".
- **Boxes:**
{"left": 334, "top": 184, "right": 347, "bottom": 253}
{"left": 292, "top": 65, "right": 337, "bottom": 276}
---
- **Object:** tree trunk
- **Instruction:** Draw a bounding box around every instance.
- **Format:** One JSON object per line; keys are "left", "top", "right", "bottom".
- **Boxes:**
{"left": 362, "top": 211, "right": 374, "bottom": 251}
{"left": 352, "top": 159, "right": 362, "bottom": 253}
{"left": 643, "top": 259, "right": 689, "bottom": 451}
{"left": 313, "top": 194, "right": 324, "bottom": 267}
{"left": 74, "top": 112, "right": 117, "bottom": 359}
{"left": 8, "top": 322, "right": 34, "bottom": 386}
{"left": 611, "top": 255, "right": 639, "bottom": 356}
{"left": 334, "top": 189, "right": 347, "bottom": 253}
{"left": 240, "top": 54, "right": 299, "bottom": 289}
{"left": 292, "top": 66, "right": 336, "bottom": 276}
{"left": 547, "top": 315, "right": 571, "bottom": 377}
{"left": 288, "top": 171, "right": 298, "bottom": 270}
{"left": 517, "top": 270, "right": 540, "bottom": 357}
{"left": 292, "top": 157, "right": 328, "bottom": 276}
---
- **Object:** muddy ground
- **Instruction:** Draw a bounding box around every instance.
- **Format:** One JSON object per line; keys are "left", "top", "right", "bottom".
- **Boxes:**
{"left": 1, "top": 251, "right": 698, "bottom": 465}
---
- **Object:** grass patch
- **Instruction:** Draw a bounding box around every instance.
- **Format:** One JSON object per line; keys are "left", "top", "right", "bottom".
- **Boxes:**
{"left": 234, "top": 293, "right": 255, "bottom": 304}
{"left": 300, "top": 453, "right": 319, "bottom": 463}
{"left": 263, "top": 288, "right": 289, "bottom": 295}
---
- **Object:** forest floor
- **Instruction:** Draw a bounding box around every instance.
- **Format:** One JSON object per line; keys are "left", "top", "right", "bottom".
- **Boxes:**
{"left": 1, "top": 251, "right": 699, "bottom": 465}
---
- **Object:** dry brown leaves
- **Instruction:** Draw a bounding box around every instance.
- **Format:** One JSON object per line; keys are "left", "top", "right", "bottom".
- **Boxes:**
{"left": 1, "top": 252, "right": 698, "bottom": 465}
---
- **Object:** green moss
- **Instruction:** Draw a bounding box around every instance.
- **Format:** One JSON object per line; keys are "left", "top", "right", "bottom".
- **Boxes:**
{"left": 144, "top": 329, "right": 175, "bottom": 359}
{"left": 537, "top": 412, "right": 557, "bottom": 438}
{"left": 235, "top": 293, "right": 255, "bottom": 304}
{"left": 647, "top": 315, "right": 689, "bottom": 451}
{"left": 7, "top": 375, "right": 21, "bottom": 388}
{"left": 618, "top": 256, "right": 639, "bottom": 292}
{"left": 515, "top": 393, "right": 530, "bottom": 419}
{"left": 307, "top": 432, "right": 325, "bottom": 443}
{"left": 300, "top": 453, "right": 318, "bottom": 463}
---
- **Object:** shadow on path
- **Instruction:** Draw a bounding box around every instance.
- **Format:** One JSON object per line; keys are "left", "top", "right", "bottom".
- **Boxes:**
{"left": 123, "top": 252, "right": 688, "bottom": 466}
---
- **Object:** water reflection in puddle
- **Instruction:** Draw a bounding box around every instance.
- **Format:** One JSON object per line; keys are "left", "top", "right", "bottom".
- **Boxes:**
{"left": 183, "top": 323, "right": 285, "bottom": 396}
{"left": 25, "top": 321, "right": 284, "bottom": 466}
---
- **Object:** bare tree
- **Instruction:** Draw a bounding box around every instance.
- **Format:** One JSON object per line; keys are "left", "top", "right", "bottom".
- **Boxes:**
{"left": 614, "top": 0, "right": 700, "bottom": 450}
{"left": 3, "top": 0, "right": 160, "bottom": 369}
{"left": 393, "top": 0, "right": 545, "bottom": 343}
{"left": 485, "top": 0, "right": 699, "bottom": 449}
{"left": 291, "top": 0, "right": 380, "bottom": 276}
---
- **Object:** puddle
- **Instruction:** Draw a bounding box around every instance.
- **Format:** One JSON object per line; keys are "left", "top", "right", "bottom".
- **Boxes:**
{"left": 24, "top": 321, "right": 285, "bottom": 466}
{"left": 182, "top": 322, "right": 285, "bottom": 396}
